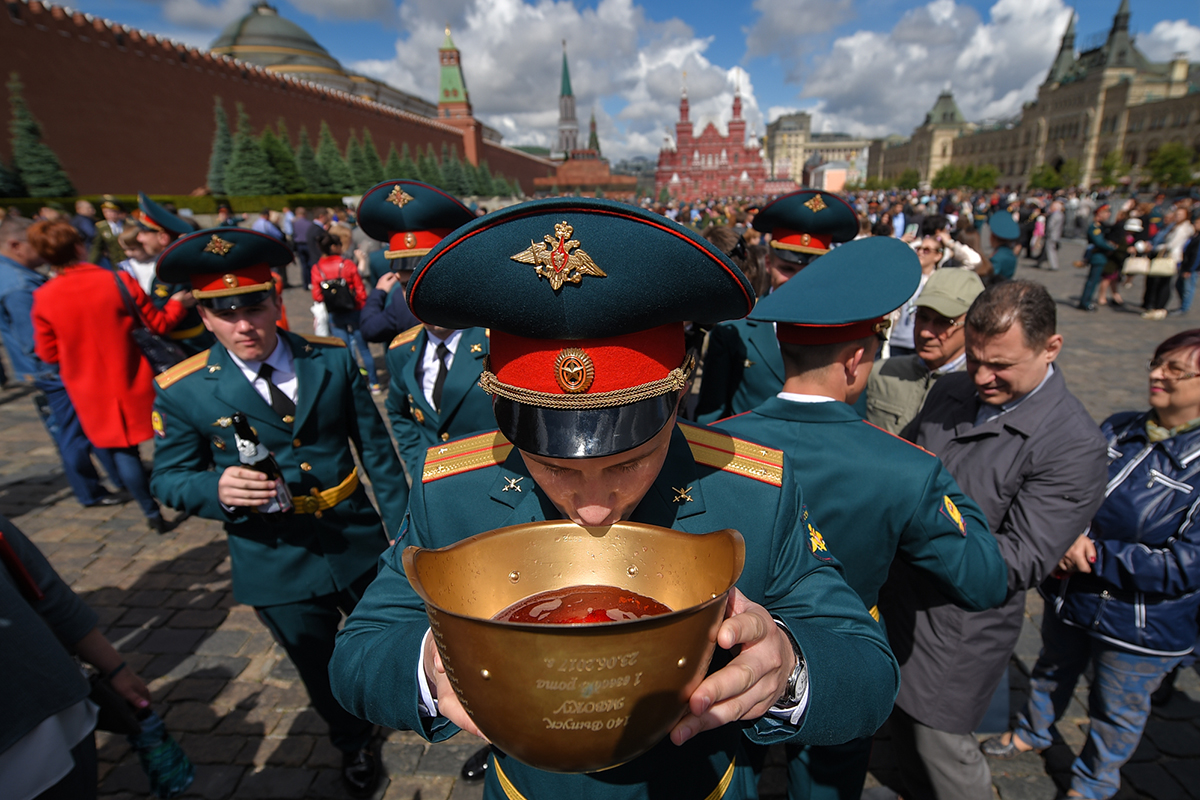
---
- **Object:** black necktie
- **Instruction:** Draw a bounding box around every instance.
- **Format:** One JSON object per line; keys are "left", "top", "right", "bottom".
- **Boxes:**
{"left": 431, "top": 343, "right": 449, "bottom": 412}
{"left": 258, "top": 363, "right": 296, "bottom": 420}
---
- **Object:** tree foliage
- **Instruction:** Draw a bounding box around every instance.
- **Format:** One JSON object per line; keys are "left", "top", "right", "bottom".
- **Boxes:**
{"left": 360, "top": 129, "right": 385, "bottom": 190}
{"left": 1058, "top": 159, "right": 1082, "bottom": 188}
{"left": 224, "top": 104, "right": 283, "bottom": 196}
{"left": 207, "top": 96, "right": 233, "bottom": 196}
{"left": 382, "top": 143, "right": 403, "bottom": 180}
{"left": 295, "top": 126, "right": 330, "bottom": 193}
{"left": 896, "top": 169, "right": 921, "bottom": 191}
{"left": 1097, "top": 150, "right": 1129, "bottom": 188}
{"left": 931, "top": 165, "right": 965, "bottom": 189}
{"left": 967, "top": 164, "right": 998, "bottom": 190}
{"left": 1028, "top": 164, "right": 1062, "bottom": 191}
{"left": 418, "top": 144, "right": 443, "bottom": 187}
{"left": 1147, "top": 142, "right": 1195, "bottom": 187}
{"left": 316, "top": 121, "right": 353, "bottom": 194}
{"left": 0, "top": 156, "right": 24, "bottom": 198}
{"left": 473, "top": 159, "right": 495, "bottom": 196}
{"left": 345, "top": 129, "right": 370, "bottom": 194}
{"left": 7, "top": 72, "right": 74, "bottom": 197}
{"left": 260, "top": 126, "right": 306, "bottom": 193}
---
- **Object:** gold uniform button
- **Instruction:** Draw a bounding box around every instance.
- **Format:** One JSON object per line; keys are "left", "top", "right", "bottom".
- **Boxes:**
{"left": 440, "top": 432, "right": 450, "bottom": 442}
{"left": 293, "top": 438, "right": 302, "bottom": 447}
{"left": 300, "top": 462, "right": 313, "bottom": 472}
{"left": 314, "top": 510, "right": 323, "bottom": 519}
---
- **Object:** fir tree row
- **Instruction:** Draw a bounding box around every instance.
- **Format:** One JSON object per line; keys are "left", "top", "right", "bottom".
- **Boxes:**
{"left": 1, "top": 73, "right": 75, "bottom": 198}
{"left": 205, "top": 97, "right": 518, "bottom": 199}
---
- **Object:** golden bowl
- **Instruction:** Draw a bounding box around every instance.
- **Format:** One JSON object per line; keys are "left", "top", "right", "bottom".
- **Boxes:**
{"left": 403, "top": 520, "right": 745, "bottom": 773}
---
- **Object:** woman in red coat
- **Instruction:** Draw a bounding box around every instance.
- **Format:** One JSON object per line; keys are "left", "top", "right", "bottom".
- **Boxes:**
{"left": 30, "top": 220, "right": 192, "bottom": 531}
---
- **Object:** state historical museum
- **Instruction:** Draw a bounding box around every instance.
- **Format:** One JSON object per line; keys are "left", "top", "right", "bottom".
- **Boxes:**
{"left": 655, "top": 86, "right": 769, "bottom": 202}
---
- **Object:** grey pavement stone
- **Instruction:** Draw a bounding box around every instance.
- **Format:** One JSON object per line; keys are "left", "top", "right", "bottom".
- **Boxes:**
{"left": 416, "top": 739, "right": 488, "bottom": 776}
{"left": 141, "top": 627, "right": 208, "bottom": 654}
{"left": 184, "top": 764, "right": 245, "bottom": 800}
{"left": 232, "top": 766, "right": 314, "bottom": 798}
{"left": 1123, "top": 762, "right": 1191, "bottom": 800}
{"left": 194, "top": 629, "right": 251, "bottom": 656}
{"left": 1163, "top": 760, "right": 1200, "bottom": 800}
{"left": 993, "top": 772, "right": 1058, "bottom": 800}
{"left": 270, "top": 655, "right": 301, "bottom": 682}
{"left": 1145, "top": 719, "right": 1200, "bottom": 759}
{"left": 381, "top": 741, "right": 425, "bottom": 777}
{"left": 99, "top": 760, "right": 150, "bottom": 795}
{"left": 448, "top": 779, "right": 485, "bottom": 800}
{"left": 383, "top": 775, "right": 454, "bottom": 800}
{"left": 179, "top": 732, "right": 246, "bottom": 764}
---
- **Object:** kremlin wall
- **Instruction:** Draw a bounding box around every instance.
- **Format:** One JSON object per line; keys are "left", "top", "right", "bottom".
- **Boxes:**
{"left": 0, "top": 0, "right": 555, "bottom": 195}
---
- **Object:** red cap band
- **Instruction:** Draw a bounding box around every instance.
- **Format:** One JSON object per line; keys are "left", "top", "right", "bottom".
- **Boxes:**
{"left": 191, "top": 264, "right": 276, "bottom": 297}
{"left": 490, "top": 324, "right": 685, "bottom": 395}
{"left": 776, "top": 319, "right": 885, "bottom": 345}
{"left": 387, "top": 229, "right": 454, "bottom": 259}
{"left": 770, "top": 227, "right": 832, "bottom": 255}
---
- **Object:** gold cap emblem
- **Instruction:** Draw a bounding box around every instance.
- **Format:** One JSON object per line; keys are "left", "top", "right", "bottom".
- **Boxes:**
{"left": 387, "top": 186, "right": 415, "bottom": 208}
{"left": 555, "top": 348, "right": 595, "bottom": 394}
{"left": 205, "top": 234, "right": 235, "bottom": 256}
{"left": 222, "top": 274, "right": 238, "bottom": 288}
{"left": 800, "top": 233, "right": 811, "bottom": 246}
{"left": 404, "top": 232, "right": 418, "bottom": 249}
{"left": 804, "top": 195, "right": 827, "bottom": 213}
{"left": 510, "top": 222, "right": 607, "bottom": 291}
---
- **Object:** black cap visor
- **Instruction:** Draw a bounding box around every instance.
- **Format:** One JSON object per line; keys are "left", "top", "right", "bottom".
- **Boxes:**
{"left": 493, "top": 392, "right": 679, "bottom": 459}
{"left": 199, "top": 289, "right": 273, "bottom": 311}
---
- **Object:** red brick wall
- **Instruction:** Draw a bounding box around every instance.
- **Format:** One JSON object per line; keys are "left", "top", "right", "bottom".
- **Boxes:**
{"left": 0, "top": 1, "right": 554, "bottom": 195}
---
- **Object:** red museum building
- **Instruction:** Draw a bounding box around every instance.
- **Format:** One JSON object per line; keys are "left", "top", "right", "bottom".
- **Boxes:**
{"left": 654, "top": 87, "right": 770, "bottom": 202}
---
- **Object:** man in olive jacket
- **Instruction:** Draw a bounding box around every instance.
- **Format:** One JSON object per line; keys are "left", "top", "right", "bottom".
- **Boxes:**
{"left": 882, "top": 280, "right": 1108, "bottom": 800}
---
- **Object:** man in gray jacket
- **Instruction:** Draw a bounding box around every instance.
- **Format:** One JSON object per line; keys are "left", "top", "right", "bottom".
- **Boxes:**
{"left": 881, "top": 280, "right": 1108, "bottom": 800}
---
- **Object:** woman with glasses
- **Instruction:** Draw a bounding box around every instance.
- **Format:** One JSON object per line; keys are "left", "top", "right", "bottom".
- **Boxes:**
{"left": 888, "top": 236, "right": 945, "bottom": 357}
{"left": 982, "top": 329, "right": 1200, "bottom": 799}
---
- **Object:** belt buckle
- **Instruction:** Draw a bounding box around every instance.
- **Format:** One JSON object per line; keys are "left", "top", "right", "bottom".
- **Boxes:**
{"left": 293, "top": 495, "right": 318, "bottom": 514}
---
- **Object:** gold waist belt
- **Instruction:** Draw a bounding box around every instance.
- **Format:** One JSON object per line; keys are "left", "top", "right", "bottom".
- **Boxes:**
{"left": 168, "top": 323, "right": 206, "bottom": 340}
{"left": 292, "top": 468, "right": 358, "bottom": 515}
{"left": 494, "top": 755, "right": 736, "bottom": 800}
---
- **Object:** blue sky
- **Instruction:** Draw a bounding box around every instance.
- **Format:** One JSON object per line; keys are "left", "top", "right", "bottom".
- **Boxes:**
{"left": 64, "top": 0, "right": 1200, "bottom": 158}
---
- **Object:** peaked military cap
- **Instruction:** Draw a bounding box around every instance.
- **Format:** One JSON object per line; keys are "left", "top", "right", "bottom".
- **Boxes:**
{"left": 158, "top": 228, "right": 292, "bottom": 311}
{"left": 357, "top": 180, "right": 476, "bottom": 261}
{"left": 409, "top": 197, "right": 755, "bottom": 458}
{"left": 988, "top": 211, "right": 1020, "bottom": 242}
{"left": 749, "top": 236, "right": 920, "bottom": 345}
{"left": 100, "top": 195, "right": 123, "bottom": 211}
{"left": 135, "top": 192, "right": 193, "bottom": 237}
{"left": 752, "top": 189, "right": 859, "bottom": 264}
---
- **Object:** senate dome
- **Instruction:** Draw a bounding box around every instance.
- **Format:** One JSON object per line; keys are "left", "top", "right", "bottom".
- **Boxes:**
{"left": 210, "top": 2, "right": 345, "bottom": 82}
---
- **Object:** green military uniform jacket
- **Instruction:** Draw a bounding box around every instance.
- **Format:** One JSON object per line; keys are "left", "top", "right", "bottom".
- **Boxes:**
{"left": 89, "top": 220, "right": 125, "bottom": 266}
{"left": 384, "top": 325, "right": 495, "bottom": 472}
{"left": 149, "top": 330, "right": 408, "bottom": 607}
{"left": 865, "top": 355, "right": 964, "bottom": 435}
{"left": 717, "top": 398, "right": 1006, "bottom": 614}
{"left": 696, "top": 318, "right": 784, "bottom": 424}
{"left": 1087, "top": 221, "right": 1117, "bottom": 267}
{"left": 331, "top": 422, "right": 899, "bottom": 800}
{"left": 991, "top": 244, "right": 1017, "bottom": 280}
{"left": 146, "top": 269, "right": 214, "bottom": 356}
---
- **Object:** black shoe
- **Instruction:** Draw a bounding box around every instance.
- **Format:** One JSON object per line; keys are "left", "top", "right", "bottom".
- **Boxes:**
{"left": 147, "top": 514, "right": 169, "bottom": 534}
{"left": 1078, "top": 303, "right": 1097, "bottom": 312}
{"left": 342, "top": 746, "right": 380, "bottom": 798}
{"left": 461, "top": 745, "right": 491, "bottom": 782}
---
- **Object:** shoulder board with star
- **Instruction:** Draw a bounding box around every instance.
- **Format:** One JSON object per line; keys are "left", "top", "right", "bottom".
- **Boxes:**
{"left": 679, "top": 422, "right": 783, "bottom": 487}
{"left": 154, "top": 350, "right": 211, "bottom": 389}
{"left": 300, "top": 334, "right": 347, "bottom": 347}
{"left": 389, "top": 324, "right": 425, "bottom": 350}
{"left": 422, "top": 430, "right": 513, "bottom": 484}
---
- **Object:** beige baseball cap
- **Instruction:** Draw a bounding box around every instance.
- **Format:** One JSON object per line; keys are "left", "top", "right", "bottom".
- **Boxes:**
{"left": 916, "top": 268, "right": 985, "bottom": 319}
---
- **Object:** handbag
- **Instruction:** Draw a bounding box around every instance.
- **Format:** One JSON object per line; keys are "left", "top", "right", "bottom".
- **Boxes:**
{"left": 316, "top": 261, "right": 357, "bottom": 315}
{"left": 1122, "top": 256, "right": 1151, "bottom": 276}
{"left": 1148, "top": 257, "right": 1178, "bottom": 277}
{"left": 111, "top": 270, "right": 187, "bottom": 373}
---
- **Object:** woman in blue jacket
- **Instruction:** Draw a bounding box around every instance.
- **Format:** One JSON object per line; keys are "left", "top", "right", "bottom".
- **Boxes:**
{"left": 982, "top": 328, "right": 1200, "bottom": 799}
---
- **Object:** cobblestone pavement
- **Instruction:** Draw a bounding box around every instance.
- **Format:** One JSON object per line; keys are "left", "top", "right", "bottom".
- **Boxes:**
{"left": 1, "top": 238, "right": 1196, "bottom": 799}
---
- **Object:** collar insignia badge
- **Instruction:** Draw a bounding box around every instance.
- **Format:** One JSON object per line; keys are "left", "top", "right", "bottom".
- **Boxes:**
{"left": 672, "top": 486, "right": 694, "bottom": 504}
{"left": 510, "top": 221, "right": 606, "bottom": 291}
{"left": 208, "top": 365, "right": 221, "bottom": 373}
{"left": 502, "top": 476, "right": 523, "bottom": 493}
{"left": 470, "top": 343, "right": 483, "bottom": 353}
{"left": 205, "top": 235, "right": 235, "bottom": 256}
{"left": 387, "top": 187, "right": 415, "bottom": 207}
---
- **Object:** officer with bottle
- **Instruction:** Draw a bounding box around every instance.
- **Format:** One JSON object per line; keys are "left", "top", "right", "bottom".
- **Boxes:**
{"left": 147, "top": 227, "right": 407, "bottom": 798}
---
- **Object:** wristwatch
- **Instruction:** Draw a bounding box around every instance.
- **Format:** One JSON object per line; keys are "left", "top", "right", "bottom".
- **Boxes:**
{"left": 771, "top": 616, "right": 807, "bottom": 710}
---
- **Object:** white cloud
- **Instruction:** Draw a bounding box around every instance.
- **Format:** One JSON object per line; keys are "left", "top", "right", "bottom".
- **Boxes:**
{"left": 147, "top": 0, "right": 395, "bottom": 31}
{"left": 1139, "top": 19, "right": 1200, "bottom": 62}
{"left": 351, "top": 0, "right": 769, "bottom": 162}
{"left": 796, "top": 0, "right": 1071, "bottom": 137}
{"left": 742, "top": 0, "right": 853, "bottom": 81}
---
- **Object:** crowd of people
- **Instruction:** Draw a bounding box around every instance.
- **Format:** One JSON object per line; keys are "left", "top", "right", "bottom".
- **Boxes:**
{"left": 1, "top": 180, "right": 1198, "bottom": 800}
